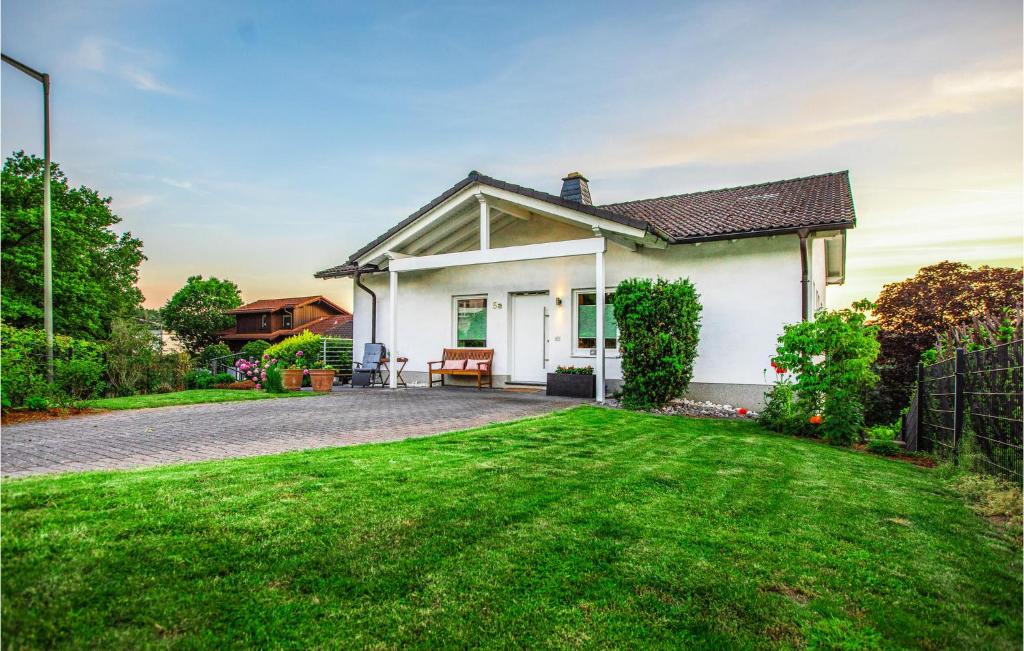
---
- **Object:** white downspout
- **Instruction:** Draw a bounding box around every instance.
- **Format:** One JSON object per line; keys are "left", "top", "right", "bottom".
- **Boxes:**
{"left": 595, "top": 245, "right": 606, "bottom": 403}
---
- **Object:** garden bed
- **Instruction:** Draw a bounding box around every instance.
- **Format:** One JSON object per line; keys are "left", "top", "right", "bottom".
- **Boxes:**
{"left": 1, "top": 406, "right": 107, "bottom": 425}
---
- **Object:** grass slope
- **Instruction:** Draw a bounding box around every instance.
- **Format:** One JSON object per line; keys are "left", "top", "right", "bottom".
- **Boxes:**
{"left": 79, "top": 389, "right": 316, "bottom": 410}
{"left": 3, "top": 407, "right": 1020, "bottom": 648}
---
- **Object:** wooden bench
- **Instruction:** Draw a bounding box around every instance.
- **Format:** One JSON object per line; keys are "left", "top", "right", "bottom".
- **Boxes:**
{"left": 428, "top": 348, "right": 494, "bottom": 389}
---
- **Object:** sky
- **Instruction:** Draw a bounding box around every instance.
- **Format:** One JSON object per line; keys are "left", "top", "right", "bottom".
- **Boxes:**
{"left": 2, "top": 0, "right": 1021, "bottom": 312}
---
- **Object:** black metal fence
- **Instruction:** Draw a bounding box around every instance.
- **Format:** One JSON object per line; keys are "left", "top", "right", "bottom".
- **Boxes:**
{"left": 907, "top": 340, "right": 1022, "bottom": 481}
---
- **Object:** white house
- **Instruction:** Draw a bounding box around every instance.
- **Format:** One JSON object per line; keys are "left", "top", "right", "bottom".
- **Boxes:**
{"left": 316, "top": 170, "right": 854, "bottom": 407}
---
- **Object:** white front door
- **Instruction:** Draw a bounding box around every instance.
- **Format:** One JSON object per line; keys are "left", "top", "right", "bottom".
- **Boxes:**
{"left": 509, "top": 292, "right": 549, "bottom": 384}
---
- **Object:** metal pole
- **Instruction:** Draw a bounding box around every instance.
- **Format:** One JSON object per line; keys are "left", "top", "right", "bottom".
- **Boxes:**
{"left": 2, "top": 54, "right": 53, "bottom": 382}
{"left": 42, "top": 73, "right": 53, "bottom": 382}
{"left": 916, "top": 362, "right": 928, "bottom": 452}
{"left": 953, "top": 348, "right": 965, "bottom": 465}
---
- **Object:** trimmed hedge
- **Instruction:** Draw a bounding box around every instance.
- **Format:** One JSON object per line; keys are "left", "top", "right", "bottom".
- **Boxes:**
{"left": 612, "top": 277, "right": 702, "bottom": 409}
{"left": 264, "top": 331, "right": 322, "bottom": 368}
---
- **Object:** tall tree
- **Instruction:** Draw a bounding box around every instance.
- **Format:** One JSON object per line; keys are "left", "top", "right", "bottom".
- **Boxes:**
{"left": 1, "top": 151, "right": 145, "bottom": 340}
{"left": 869, "top": 261, "right": 1022, "bottom": 423}
{"left": 160, "top": 276, "right": 242, "bottom": 356}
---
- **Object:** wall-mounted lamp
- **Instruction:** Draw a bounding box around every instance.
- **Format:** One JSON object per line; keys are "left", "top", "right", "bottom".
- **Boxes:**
{"left": 555, "top": 297, "right": 563, "bottom": 306}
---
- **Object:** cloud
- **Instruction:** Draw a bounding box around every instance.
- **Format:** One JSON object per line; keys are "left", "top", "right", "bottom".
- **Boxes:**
{"left": 71, "top": 37, "right": 183, "bottom": 96}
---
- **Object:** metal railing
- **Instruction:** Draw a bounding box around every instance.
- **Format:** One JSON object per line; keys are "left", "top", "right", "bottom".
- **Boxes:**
{"left": 320, "top": 337, "right": 353, "bottom": 384}
{"left": 907, "top": 340, "right": 1022, "bottom": 481}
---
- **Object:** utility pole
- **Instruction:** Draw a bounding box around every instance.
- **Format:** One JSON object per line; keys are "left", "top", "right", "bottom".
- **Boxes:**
{"left": 3, "top": 54, "right": 53, "bottom": 381}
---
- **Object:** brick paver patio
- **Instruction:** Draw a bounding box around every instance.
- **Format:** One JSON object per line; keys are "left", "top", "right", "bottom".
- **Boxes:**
{"left": 1, "top": 388, "right": 581, "bottom": 477}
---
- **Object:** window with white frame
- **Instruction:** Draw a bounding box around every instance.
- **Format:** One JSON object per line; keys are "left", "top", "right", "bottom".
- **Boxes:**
{"left": 573, "top": 289, "right": 618, "bottom": 355}
{"left": 282, "top": 311, "right": 293, "bottom": 329}
{"left": 453, "top": 295, "right": 487, "bottom": 347}
{"left": 260, "top": 314, "right": 268, "bottom": 330}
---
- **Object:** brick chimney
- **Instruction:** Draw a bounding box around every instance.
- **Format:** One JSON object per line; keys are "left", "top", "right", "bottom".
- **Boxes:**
{"left": 560, "top": 172, "right": 592, "bottom": 205}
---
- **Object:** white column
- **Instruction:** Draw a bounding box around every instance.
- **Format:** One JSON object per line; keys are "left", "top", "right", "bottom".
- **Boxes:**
{"left": 595, "top": 248, "right": 605, "bottom": 403}
{"left": 477, "top": 193, "right": 490, "bottom": 250}
{"left": 389, "top": 270, "right": 398, "bottom": 389}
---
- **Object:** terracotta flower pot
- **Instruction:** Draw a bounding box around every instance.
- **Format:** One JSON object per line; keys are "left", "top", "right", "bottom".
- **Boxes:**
{"left": 281, "top": 368, "right": 304, "bottom": 391}
{"left": 309, "top": 369, "right": 336, "bottom": 392}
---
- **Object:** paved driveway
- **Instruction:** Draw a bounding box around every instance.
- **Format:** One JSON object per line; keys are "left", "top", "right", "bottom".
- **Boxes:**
{"left": 1, "top": 388, "right": 581, "bottom": 477}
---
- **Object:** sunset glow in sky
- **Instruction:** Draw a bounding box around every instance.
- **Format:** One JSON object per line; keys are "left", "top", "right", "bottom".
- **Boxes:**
{"left": 3, "top": 0, "right": 1021, "bottom": 311}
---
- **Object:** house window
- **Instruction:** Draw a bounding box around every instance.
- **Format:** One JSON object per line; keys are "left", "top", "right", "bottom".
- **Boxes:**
{"left": 283, "top": 312, "right": 293, "bottom": 329}
{"left": 260, "top": 314, "right": 268, "bottom": 330}
{"left": 573, "top": 289, "right": 618, "bottom": 355}
{"left": 454, "top": 296, "right": 487, "bottom": 347}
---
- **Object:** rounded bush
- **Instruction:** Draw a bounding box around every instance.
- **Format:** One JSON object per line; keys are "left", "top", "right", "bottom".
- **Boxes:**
{"left": 612, "top": 277, "right": 702, "bottom": 410}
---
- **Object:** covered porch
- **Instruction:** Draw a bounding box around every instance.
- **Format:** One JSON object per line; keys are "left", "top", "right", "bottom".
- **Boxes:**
{"left": 347, "top": 185, "right": 668, "bottom": 402}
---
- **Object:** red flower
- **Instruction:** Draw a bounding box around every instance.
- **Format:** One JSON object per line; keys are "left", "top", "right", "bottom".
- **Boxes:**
{"left": 737, "top": 408, "right": 748, "bottom": 415}
{"left": 775, "top": 366, "right": 787, "bottom": 374}
{"left": 809, "top": 415, "right": 822, "bottom": 425}
{"left": 770, "top": 360, "right": 777, "bottom": 368}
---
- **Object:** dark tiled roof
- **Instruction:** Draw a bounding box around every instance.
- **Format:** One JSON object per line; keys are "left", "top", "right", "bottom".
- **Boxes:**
{"left": 315, "top": 170, "right": 854, "bottom": 278}
{"left": 601, "top": 171, "right": 854, "bottom": 241}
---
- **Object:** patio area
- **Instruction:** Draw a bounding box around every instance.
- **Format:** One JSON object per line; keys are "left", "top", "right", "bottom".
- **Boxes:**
{"left": 1, "top": 388, "right": 583, "bottom": 477}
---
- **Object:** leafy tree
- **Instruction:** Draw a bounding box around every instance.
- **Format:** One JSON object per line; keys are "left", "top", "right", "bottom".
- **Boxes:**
{"left": 1, "top": 151, "right": 145, "bottom": 340}
{"left": 613, "top": 277, "right": 702, "bottom": 409}
{"left": 160, "top": 276, "right": 242, "bottom": 356}
{"left": 869, "top": 262, "right": 1022, "bottom": 423}
{"left": 765, "top": 309, "right": 880, "bottom": 445}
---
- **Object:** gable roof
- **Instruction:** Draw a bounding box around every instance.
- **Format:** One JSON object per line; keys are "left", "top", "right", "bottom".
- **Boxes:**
{"left": 315, "top": 170, "right": 854, "bottom": 279}
{"left": 600, "top": 171, "right": 853, "bottom": 241}
{"left": 227, "top": 295, "right": 348, "bottom": 315}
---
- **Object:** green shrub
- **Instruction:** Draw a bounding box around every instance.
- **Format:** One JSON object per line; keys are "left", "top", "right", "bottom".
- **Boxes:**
{"left": 197, "top": 342, "right": 232, "bottom": 369}
{"left": 613, "top": 277, "right": 702, "bottom": 410}
{"left": 184, "top": 369, "right": 212, "bottom": 390}
{"left": 758, "top": 380, "right": 809, "bottom": 436}
{"left": 105, "top": 318, "right": 156, "bottom": 397}
{"left": 766, "top": 309, "right": 879, "bottom": 446}
{"left": 867, "top": 423, "right": 899, "bottom": 440}
{"left": 240, "top": 340, "right": 271, "bottom": 360}
{"left": 555, "top": 365, "right": 593, "bottom": 375}
{"left": 54, "top": 357, "right": 106, "bottom": 400}
{"left": 866, "top": 438, "right": 901, "bottom": 456}
{"left": 145, "top": 352, "right": 192, "bottom": 393}
{"left": 264, "top": 363, "right": 286, "bottom": 393}
{"left": 1, "top": 323, "right": 107, "bottom": 407}
{"left": 264, "top": 331, "right": 322, "bottom": 386}
{"left": 24, "top": 395, "right": 49, "bottom": 411}
{"left": 185, "top": 371, "right": 234, "bottom": 390}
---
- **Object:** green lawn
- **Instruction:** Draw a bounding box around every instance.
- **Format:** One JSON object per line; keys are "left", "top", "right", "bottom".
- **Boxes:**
{"left": 3, "top": 407, "right": 1020, "bottom": 648}
{"left": 79, "top": 388, "right": 318, "bottom": 410}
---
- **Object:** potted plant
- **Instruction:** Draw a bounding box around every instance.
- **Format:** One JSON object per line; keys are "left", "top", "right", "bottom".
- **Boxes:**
{"left": 308, "top": 361, "right": 336, "bottom": 392}
{"left": 547, "top": 365, "right": 596, "bottom": 398}
{"left": 281, "top": 350, "right": 306, "bottom": 391}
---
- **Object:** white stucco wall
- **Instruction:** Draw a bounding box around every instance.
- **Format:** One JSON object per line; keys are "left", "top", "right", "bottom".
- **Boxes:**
{"left": 349, "top": 228, "right": 803, "bottom": 395}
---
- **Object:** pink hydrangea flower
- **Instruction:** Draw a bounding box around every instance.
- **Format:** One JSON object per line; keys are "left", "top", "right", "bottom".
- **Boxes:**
{"left": 303, "top": 369, "right": 310, "bottom": 375}
{"left": 255, "top": 383, "right": 262, "bottom": 390}
{"left": 296, "top": 350, "right": 304, "bottom": 357}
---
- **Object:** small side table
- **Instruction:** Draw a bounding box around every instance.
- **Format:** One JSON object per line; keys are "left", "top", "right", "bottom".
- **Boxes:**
{"left": 381, "top": 357, "right": 409, "bottom": 387}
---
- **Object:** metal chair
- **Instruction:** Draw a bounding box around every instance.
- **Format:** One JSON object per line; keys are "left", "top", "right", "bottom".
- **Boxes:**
{"left": 352, "top": 343, "right": 386, "bottom": 387}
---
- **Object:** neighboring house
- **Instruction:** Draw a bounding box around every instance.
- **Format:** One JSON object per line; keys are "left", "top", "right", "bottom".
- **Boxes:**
{"left": 219, "top": 296, "right": 352, "bottom": 351}
{"left": 315, "top": 170, "right": 854, "bottom": 407}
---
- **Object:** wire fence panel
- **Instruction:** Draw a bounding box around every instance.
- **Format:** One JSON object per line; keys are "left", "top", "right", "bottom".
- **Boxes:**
{"left": 962, "top": 340, "right": 1023, "bottom": 481}
{"left": 914, "top": 340, "right": 1022, "bottom": 482}
{"left": 919, "top": 356, "right": 957, "bottom": 456}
